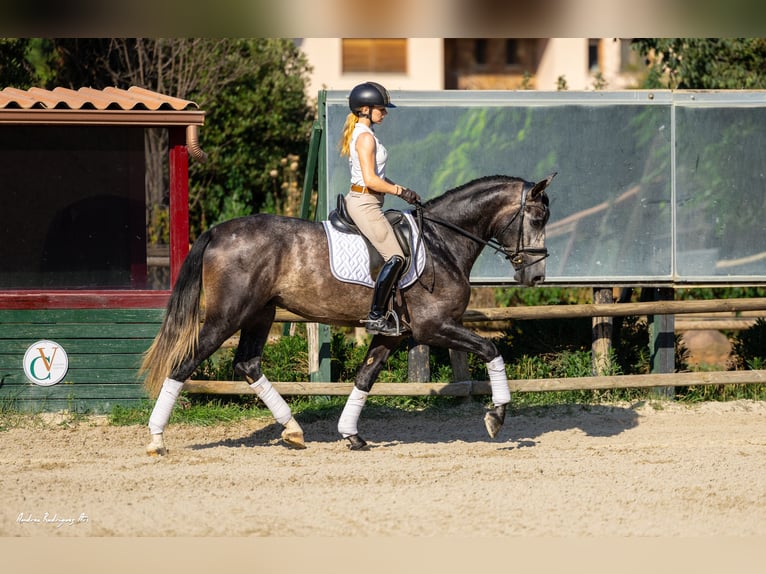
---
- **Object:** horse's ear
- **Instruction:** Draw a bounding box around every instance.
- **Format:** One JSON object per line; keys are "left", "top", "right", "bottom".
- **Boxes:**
{"left": 529, "top": 172, "right": 557, "bottom": 199}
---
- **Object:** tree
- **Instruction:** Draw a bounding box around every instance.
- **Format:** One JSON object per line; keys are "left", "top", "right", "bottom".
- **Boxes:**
{"left": 632, "top": 38, "right": 766, "bottom": 89}
{"left": 2, "top": 38, "right": 314, "bottom": 239}
{"left": 51, "top": 38, "right": 314, "bottom": 238}
{"left": 184, "top": 39, "right": 314, "bottom": 234}
{"left": 0, "top": 38, "right": 35, "bottom": 87}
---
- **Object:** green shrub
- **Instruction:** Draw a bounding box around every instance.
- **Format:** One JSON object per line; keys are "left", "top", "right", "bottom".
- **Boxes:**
{"left": 731, "top": 318, "right": 766, "bottom": 370}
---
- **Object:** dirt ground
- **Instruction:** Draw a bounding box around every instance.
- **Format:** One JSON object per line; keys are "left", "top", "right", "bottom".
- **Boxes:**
{"left": 1, "top": 399, "right": 765, "bottom": 538}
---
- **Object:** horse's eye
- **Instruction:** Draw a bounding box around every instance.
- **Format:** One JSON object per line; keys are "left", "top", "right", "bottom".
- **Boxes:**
{"left": 527, "top": 205, "right": 549, "bottom": 228}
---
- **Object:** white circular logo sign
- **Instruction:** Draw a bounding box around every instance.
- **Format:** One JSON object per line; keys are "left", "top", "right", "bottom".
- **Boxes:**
{"left": 23, "top": 340, "right": 69, "bottom": 387}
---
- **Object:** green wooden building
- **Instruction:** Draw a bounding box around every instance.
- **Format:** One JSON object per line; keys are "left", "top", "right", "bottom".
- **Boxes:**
{"left": 0, "top": 86, "right": 205, "bottom": 412}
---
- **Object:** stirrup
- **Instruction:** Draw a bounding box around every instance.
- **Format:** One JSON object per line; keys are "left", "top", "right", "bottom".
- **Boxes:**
{"left": 362, "top": 310, "right": 402, "bottom": 336}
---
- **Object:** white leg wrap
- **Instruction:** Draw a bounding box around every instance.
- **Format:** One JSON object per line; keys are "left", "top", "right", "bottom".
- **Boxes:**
{"left": 148, "top": 378, "right": 184, "bottom": 435}
{"left": 250, "top": 375, "right": 292, "bottom": 425}
{"left": 487, "top": 355, "right": 511, "bottom": 406}
{"left": 338, "top": 387, "right": 369, "bottom": 438}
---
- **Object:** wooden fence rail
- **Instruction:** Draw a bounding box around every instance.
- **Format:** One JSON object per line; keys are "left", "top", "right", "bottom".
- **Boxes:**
{"left": 269, "top": 297, "right": 766, "bottom": 324}
{"left": 186, "top": 369, "right": 766, "bottom": 396}
{"left": 188, "top": 297, "right": 766, "bottom": 396}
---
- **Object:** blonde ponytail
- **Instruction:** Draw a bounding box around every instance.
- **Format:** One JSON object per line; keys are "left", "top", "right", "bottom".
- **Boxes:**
{"left": 338, "top": 112, "right": 359, "bottom": 157}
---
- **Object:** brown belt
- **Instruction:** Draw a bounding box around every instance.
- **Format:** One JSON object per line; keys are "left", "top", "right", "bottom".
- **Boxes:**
{"left": 350, "top": 184, "right": 378, "bottom": 194}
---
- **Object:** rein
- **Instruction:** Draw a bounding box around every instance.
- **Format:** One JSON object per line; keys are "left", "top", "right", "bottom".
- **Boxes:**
{"left": 413, "top": 185, "right": 549, "bottom": 271}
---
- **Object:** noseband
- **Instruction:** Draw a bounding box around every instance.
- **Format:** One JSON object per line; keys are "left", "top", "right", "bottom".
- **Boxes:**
{"left": 418, "top": 182, "right": 549, "bottom": 273}
{"left": 497, "top": 184, "right": 550, "bottom": 271}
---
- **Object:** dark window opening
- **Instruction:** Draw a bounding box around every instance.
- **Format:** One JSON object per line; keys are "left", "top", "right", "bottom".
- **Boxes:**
{"left": 588, "top": 38, "right": 600, "bottom": 72}
{"left": 505, "top": 39, "right": 520, "bottom": 66}
{"left": 475, "top": 39, "right": 488, "bottom": 66}
{"left": 0, "top": 125, "right": 167, "bottom": 290}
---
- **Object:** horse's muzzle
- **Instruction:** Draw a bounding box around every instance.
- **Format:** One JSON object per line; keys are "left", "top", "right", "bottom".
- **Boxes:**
{"left": 514, "top": 269, "right": 546, "bottom": 286}
{"left": 510, "top": 248, "right": 548, "bottom": 286}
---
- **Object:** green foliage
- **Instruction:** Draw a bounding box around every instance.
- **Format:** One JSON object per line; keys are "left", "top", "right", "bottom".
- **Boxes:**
{"left": 633, "top": 38, "right": 766, "bottom": 89}
{"left": 591, "top": 71, "right": 608, "bottom": 90}
{"left": 192, "top": 332, "right": 311, "bottom": 383}
{"left": 109, "top": 398, "right": 270, "bottom": 426}
{"left": 731, "top": 318, "right": 766, "bottom": 370}
{"left": 676, "top": 287, "right": 766, "bottom": 300}
{"left": 24, "top": 38, "right": 57, "bottom": 86}
{"left": 186, "top": 39, "right": 314, "bottom": 236}
{"left": 0, "top": 38, "right": 58, "bottom": 87}
{"left": 494, "top": 286, "right": 592, "bottom": 307}
{"left": 613, "top": 315, "right": 651, "bottom": 375}
{"left": 673, "top": 383, "right": 766, "bottom": 402}
{"left": 262, "top": 334, "right": 310, "bottom": 382}
{"left": 498, "top": 318, "right": 592, "bottom": 361}
{"left": 0, "top": 38, "right": 35, "bottom": 86}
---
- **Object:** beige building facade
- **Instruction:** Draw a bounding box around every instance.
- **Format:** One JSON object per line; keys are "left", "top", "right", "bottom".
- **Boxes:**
{"left": 297, "top": 38, "right": 642, "bottom": 99}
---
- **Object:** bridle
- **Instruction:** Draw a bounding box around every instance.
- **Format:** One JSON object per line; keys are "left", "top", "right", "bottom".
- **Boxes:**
{"left": 415, "top": 182, "right": 549, "bottom": 273}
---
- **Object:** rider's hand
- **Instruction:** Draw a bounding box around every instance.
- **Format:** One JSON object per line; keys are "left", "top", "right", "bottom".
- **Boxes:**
{"left": 399, "top": 187, "right": 421, "bottom": 205}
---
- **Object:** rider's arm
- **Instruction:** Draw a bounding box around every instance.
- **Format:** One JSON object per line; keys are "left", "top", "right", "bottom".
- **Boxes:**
{"left": 356, "top": 132, "right": 403, "bottom": 197}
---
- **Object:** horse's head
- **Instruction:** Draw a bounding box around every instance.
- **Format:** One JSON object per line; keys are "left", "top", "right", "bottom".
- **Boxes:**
{"left": 498, "top": 173, "right": 555, "bottom": 286}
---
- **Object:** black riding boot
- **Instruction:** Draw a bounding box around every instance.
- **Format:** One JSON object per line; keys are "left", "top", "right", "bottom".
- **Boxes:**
{"left": 363, "top": 255, "right": 405, "bottom": 336}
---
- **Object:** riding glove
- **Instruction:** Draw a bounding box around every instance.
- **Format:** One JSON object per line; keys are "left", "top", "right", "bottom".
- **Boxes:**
{"left": 399, "top": 187, "right": 421, "bottom": 205}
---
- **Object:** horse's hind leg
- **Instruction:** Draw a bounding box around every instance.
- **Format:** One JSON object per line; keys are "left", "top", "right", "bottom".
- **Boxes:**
{"left": 234, "top": 307, "right": 306, "bottom": 449}
{"left": 146, "top": 320, "right": 235, "bottom": 456}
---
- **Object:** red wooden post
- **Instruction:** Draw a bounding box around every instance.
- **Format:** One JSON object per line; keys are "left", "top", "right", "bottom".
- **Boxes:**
{"left": 169, "top": 127, "right": 190, "bottom": 288}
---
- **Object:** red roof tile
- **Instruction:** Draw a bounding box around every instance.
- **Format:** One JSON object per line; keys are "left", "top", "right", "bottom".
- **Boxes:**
{"left": 0, "top": 86, "right": 199, "bottom": 111}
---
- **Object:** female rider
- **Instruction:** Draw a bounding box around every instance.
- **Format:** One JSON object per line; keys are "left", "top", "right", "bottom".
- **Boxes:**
{"left": 338, "top": 81, "right": 421, "bottom": 336}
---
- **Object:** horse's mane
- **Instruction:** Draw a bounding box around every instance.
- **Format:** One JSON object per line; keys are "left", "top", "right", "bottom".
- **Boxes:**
{"left": 424, "top": 175, "right": 525, "bottom": 207}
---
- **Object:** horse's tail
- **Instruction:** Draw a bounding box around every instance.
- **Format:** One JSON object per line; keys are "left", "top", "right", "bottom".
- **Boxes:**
{"left": 140, "top": 229, "right": 212, "bottom": 399}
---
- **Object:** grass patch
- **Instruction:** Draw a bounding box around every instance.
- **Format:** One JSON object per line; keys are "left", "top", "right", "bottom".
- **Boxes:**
{"left": 108, "top": 397, "right": 273, "bottom": 427}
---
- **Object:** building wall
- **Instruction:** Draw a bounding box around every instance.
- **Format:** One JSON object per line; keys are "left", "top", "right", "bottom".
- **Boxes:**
{"left": 537, "top": 38, "right": 590, "bottom": 89}
{"left": 298, "top": 38, "right": 641, "bottom": 97}
{"left": 298, "top": 38, "right": 445, "bottom": 100}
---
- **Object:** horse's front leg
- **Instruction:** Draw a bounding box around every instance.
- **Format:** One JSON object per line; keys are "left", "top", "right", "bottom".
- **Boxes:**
{"left": 415, "top": 320, "right": 510, "bottom": 439}
{"left": 338, "top": 335, "right": 403, "bottom": 450}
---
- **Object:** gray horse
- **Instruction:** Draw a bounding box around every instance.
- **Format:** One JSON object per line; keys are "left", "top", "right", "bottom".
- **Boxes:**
{"left": 141, "top": 173, "right": 555, "bottom": 455}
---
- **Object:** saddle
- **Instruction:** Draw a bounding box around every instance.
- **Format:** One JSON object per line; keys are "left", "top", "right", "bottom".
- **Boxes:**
{"left": 328, "top": 194, "right": 413, "bottom": 278}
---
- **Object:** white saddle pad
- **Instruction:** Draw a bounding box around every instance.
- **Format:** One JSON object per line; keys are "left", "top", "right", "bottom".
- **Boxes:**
{"left": 322, "top": 211, "right": 426, "bottom": 288}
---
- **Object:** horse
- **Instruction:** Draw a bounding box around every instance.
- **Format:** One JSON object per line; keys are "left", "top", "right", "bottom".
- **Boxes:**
{"left": 140, "top": 173, "right": 555, "bottom": 455}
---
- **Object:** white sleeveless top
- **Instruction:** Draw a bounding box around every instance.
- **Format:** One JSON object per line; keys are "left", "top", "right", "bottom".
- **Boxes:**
{"left": 349, "top": 123, "right": 387, "bottom": 188}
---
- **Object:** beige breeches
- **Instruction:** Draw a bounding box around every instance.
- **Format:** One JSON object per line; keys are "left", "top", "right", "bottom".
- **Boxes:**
{"left": 344, "top": 191, "right": 404, "bottom": 261}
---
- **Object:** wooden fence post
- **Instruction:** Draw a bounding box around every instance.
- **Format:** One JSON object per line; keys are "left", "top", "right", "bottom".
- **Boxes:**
{"left": 307, "top": 323, "right": 332, "bottom": 382}
{"left": 408, "top": 343, "right": 430, "bottom": 383}
{"left": 450, "top": 349, "right": 470, "bottom": 382}
{"left": 592, "top": 287, "right": 614, "bottom": 375}
{"left": 648, "top": 287, "right": 675, "bottom": 398}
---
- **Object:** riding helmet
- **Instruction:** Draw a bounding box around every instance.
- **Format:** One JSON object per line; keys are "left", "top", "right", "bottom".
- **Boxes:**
{"left": 348, "top": 81, "right": 396, "bottom": 113}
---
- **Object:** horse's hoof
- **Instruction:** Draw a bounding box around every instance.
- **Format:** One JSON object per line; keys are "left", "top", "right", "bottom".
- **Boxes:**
{"left": 281, "top": 428, "right": 307, "bottom": 449}
{"left": 281, "top": 418, "right": 307, "bottom": 449}
{"left": 484, "top": 404, "right": 507, "bottom": 439}
{"left": 146, "top": 435, "right": 168, "bottom": 457}
{"left": 345, "top": 434, "right": 369, "bottom": 451}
